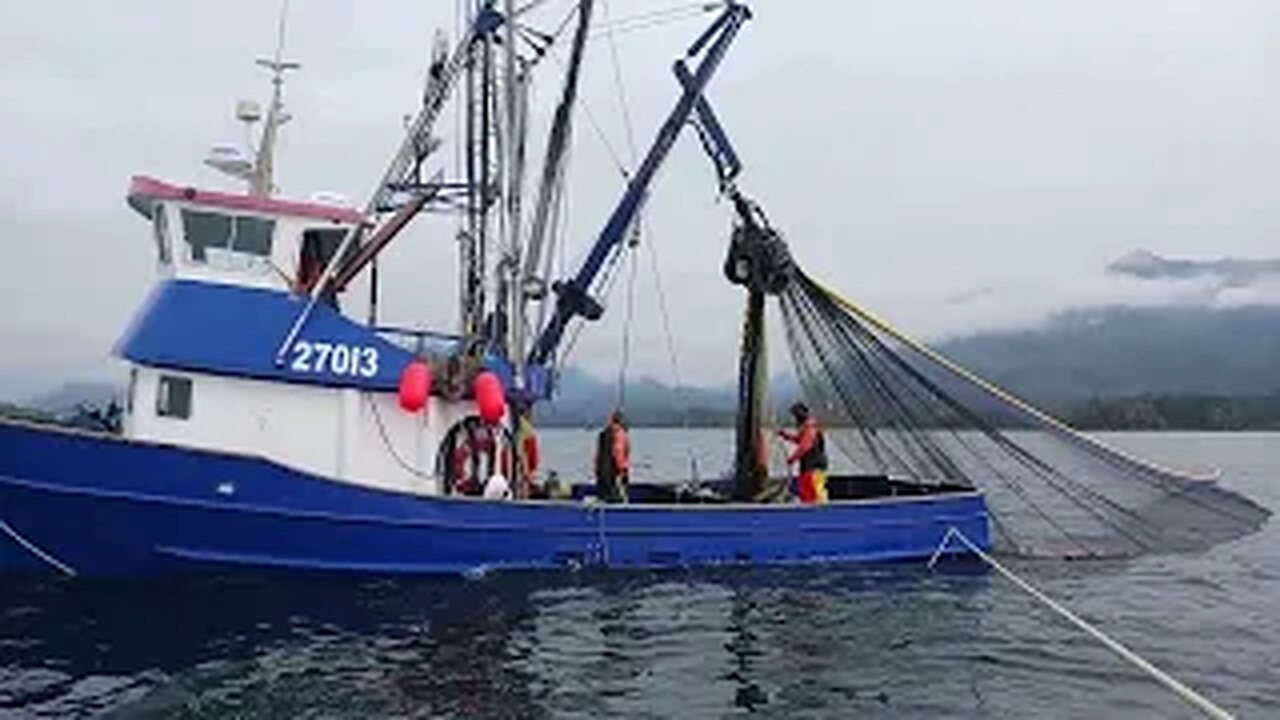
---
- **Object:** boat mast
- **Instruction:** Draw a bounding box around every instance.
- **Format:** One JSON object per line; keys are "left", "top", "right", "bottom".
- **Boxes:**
{"left": 474, "top": 16, "right": 495, "bottom": 351}
{"left": 250, "top": 0, "right": 299, "bottom": 197}
{"left": 501, "top": 0, "right": 524, "bottom": 386}
{"left": 523, "top": 0, "right": 595, "bottom": 361}
{"left": 460, "top": 9, "right": 481, "bottom": 341}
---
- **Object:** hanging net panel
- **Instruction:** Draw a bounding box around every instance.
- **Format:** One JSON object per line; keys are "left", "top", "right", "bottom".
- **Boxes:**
{"left": 776, "top": 269, "right": 1270, "bottom": 559}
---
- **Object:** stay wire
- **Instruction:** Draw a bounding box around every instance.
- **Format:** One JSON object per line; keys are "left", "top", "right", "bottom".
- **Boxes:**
{"left": 600, "top": 0, "right": 640, "bottom": 163}
{"left": 617, "top": 244, "right": 639, "bottom": 407}
{"left": 601, "top": 0, "right": 641, "bottom": 408}
{"left": 643, "top": 220, "right": 694, "bottom": 431}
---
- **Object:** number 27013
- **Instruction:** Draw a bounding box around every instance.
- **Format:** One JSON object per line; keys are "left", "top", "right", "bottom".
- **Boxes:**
{"left": 290, "top": 341, "right": 379, "bottom": 378}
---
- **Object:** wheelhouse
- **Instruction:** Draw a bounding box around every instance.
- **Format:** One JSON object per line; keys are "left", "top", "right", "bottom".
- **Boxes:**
{"left": 127, "top": 175, "right": 365, "bottom": 294}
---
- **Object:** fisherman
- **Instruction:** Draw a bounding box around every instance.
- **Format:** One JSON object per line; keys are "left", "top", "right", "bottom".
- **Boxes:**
{"left": 594, "top": 409, "right": 631, "bottom": 503}
{"left": 778, "top": 401, "right": 828, "bottom": 503}
{"left": 513, "top": 398, "right": 540, "bottom": 497}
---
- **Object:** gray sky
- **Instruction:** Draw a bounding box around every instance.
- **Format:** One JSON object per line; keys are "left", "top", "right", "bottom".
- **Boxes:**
{"left": 2, "top": 1, "right": 1277, "bottom": 399}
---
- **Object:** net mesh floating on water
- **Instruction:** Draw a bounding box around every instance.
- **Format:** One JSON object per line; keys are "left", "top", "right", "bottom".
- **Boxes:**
{"left": 777, "top": 269, "right": 1270, "bottom": 559}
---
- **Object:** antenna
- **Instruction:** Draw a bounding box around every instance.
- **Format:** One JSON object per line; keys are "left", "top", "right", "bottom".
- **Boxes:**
{"left": 202, "top": 0, "right": 299, "bottom": 194}
{"left": 249, "top": 0, "right": 300, "bottom": 196}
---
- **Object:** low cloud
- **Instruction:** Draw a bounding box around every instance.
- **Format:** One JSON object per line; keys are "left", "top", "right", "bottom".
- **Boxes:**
{"left": 1108, "top": 249, "right": 1280, "bottom": 289}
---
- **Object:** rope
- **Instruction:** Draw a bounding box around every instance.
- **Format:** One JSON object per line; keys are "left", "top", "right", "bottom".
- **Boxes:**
{"left": 930, "top": 528, "right": 1236, "bottom": 720}
{"left": 643, "top": 219, "right": 697, "bottom": 438}
{"left": 617, "top": 244, "right": 639, "bottom": 406}
{"left": 588, "top": 3, "right": 711, "bottom": 40}
{"left": 540, "top": 40, "right": 630, "bottom": 181}
{"left": 0, "top": 517, "right": 77, "bottom": 577}
{"left": 600, "top": 0, "right": 640, "bottom": 163}
{"left": 593, "top": 503, "right": 611, "bottom": 564}
{"left": 366, "top": 395, "right": 437, "bottom": 483}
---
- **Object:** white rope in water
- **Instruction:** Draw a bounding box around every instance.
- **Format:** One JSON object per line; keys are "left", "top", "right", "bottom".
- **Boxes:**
{"left": 929, "top": 527, "right": 1234, "bottom": 720}
{"left": 0, "top": 517, "right": 77, "bottom": 577}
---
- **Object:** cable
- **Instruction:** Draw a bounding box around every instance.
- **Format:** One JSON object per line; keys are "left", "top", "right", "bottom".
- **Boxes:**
{"left": 366, "top": 395, "right": 437, "bottom": 483}
{"left": 617, "top": 244, "right": 639, "bottom": 406}
{"left": 931, "top": 528, "right": 1237, "bottom": 720}
{"left": 643, "top": 219, "right": 693, "bottom": 428}
{"left": 600, "top": 0, "right": 640, "bottom": 164}
{"left": 540, "top": 32, "right": 631, "bottom": 180}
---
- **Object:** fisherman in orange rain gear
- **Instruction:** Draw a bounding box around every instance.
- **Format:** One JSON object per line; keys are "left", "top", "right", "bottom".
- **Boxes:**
{"left": 594, "top": 409, "right": 630, "bottom": 503}
{"left": 778, "top": 401, "right": 829, "bottom": 504}
{"left": 499, "top": 399, "right": 541, "bottom": 497}
{"left": 516, "top": 403, "right": 540, "bottom": 495}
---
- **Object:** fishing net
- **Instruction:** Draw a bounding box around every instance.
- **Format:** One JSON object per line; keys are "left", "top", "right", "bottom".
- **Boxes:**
{"left": 776, "top": 269, "right": 1270, "bottom": 559}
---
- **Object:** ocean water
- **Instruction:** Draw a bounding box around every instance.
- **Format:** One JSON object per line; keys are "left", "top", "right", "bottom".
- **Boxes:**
{"left": 0, "top": 430, "right": 1276, "bottom": 718}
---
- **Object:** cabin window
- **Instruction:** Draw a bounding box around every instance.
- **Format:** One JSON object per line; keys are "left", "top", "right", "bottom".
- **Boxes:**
{"left": 156, "top": 375, "right": 193, "bottom": 420}
{"left": 302, "top": 228, "right": 351, "bottom": 266}
{"left": 232, "top": 216, "right": 275, "bottom": 255}
{"left": 296, "top": 227, "right": 359, "bottom": 296}
{"left": 180, "top": 209, "right": 275, "bottom": 269}
{"left": 152, "top": 204, "right": 171, "bottom": 264}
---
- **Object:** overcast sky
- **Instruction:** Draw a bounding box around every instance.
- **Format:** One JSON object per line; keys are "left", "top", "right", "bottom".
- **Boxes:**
{"left": 1, "top": 1, "right": 1277, "bottom": 399}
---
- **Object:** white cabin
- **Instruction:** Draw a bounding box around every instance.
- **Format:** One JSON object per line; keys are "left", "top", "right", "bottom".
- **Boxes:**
{"left": 118, "top": 176, "right": 489, "bottom": 497}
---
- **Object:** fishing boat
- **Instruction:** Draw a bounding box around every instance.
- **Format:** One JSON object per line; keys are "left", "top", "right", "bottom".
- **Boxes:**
{"left": 1, "top": 2, "right": 1262, "bottom": 579}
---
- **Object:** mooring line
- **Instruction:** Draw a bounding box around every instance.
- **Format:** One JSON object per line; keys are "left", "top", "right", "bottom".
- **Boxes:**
{"left": 0, "top": 518, "right": 77, "bottom": 577}
{"left": 930, "top": 527, "right": 1234, "bottom": 720}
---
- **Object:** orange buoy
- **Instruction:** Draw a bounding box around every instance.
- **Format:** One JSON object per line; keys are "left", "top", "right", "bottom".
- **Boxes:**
{"left": 398, "top": 360, "right": 432, "bottom": 412}
{"left": 473, "top": 371, "right": 506, "bottom": 425}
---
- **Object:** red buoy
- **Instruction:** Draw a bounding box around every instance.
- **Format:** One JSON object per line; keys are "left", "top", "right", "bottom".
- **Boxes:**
{"left": 473, "top": 371, "right": 506, "bottom": 425}
{"left": 398, "top": 360, "right": 432, "bottom": 412}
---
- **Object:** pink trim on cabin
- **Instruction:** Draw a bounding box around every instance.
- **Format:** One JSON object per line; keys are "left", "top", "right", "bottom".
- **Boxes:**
{"left": 127, "top": 175, "right": 365, "bottom": 224}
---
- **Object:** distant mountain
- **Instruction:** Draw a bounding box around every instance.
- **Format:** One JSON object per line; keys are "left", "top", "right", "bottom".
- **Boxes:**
{"left": 542, "top": 304, "right": 1280, "bottom": 426}
{"left": 936, "top": 304, "right": 1280, "bottom": 405}
{"left": 1108, "top": 249, "right": 1280, "bottom": 288}
{"left": 535, "top": 366, "right": 741, "bottom": 427}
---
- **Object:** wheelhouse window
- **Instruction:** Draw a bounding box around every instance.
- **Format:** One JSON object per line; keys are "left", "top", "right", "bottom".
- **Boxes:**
{"left": 180, "top": 208, "right": 276, "bottom": 271}
{"left": 156, "top": 375, "right": 193, "bottom": 420}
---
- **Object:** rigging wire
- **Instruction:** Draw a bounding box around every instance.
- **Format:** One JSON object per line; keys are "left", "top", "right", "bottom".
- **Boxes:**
{"left": 524, "top": 11, "right": 633, "bottom": 284}
{"left": 588, "top": 3, "right": 713, "bottom": 39}
{"left": 599, "top": 0, "right": 699, "bottom": 460}
{"left": 642, "top": 222, "right": 692, "bottom": 426}
{"left": 617, "top": 243, "right": 639, "bottom": 406}
{"left": 600, "top": 0, "right": 640, "bottom": 164}
{"left": 600, "top": 0, "right": 641, "bottom": 404}
{"left": 514, "top": 0, "right": 559, "bottom": 20}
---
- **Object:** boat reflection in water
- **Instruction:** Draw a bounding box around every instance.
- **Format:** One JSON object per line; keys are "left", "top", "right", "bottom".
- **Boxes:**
{"left": 0, "top": 562, "right": 992, "bottom": 717}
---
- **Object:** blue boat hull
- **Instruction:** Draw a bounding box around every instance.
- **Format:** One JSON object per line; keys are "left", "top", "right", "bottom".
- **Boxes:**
{"left": 0, "top": 421, "right": 990, "bottom": 578}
